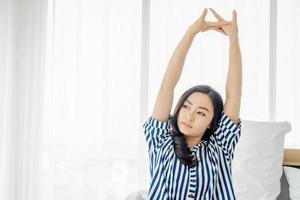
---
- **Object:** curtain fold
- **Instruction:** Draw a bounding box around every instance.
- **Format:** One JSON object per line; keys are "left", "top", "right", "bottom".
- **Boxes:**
{"left": 0, "top": 0, "right": 48, "bottom": 199}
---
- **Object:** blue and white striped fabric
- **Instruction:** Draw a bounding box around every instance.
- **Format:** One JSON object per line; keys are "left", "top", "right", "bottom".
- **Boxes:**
{"left": 142, "top": 111, "right": 242, "bottom": 200}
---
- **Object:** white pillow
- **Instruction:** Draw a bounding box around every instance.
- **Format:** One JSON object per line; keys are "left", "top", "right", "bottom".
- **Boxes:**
{"left": 232, "top": 120, "right": 291, "bottom": 200}
{"left": 284, "top": 166, "right": 300, "bottom": 200}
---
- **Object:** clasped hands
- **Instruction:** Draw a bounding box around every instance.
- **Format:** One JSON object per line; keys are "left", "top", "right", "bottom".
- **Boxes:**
{"left": 190, "top": 8, "right": 238, "bottom": 40}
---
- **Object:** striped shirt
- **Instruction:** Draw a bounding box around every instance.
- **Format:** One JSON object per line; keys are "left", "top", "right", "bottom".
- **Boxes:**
{"left": 142, "top": 111, "right": 242, "bottom": 200}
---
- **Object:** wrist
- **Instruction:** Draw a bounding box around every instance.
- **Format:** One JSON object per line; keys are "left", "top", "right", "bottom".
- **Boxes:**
{"left": 187, "top": 26, "right": 198, "bottom": 38}
{"left": 229, "top": 35, "right": 239, "bottom": 44}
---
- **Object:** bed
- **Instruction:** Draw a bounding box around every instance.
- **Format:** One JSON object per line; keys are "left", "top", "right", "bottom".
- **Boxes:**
{"left": 277, "top": 149, "right": 300, "bottom": 200}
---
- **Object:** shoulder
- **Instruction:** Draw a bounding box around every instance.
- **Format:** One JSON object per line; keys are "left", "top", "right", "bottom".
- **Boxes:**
{"left": 217, "top": 111, "right": 242, "bottom": 131}
{"left": 143, "top": 114, "right": 173, "bottom": 130}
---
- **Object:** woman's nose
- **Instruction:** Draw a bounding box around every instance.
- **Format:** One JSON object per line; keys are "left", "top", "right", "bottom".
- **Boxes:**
{"left": 186, "top": 112, "right": 195, "bottom": 122}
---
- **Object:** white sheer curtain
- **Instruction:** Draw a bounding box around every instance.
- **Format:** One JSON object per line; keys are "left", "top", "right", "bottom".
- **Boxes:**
{"left": 41, "top": 0, "right": 143, "bottom": 199}
{"left": 277, "top": 0, "right": 300, "bottom": 148}
{"left": 0, "top": 0, "right": 48, "bottom": 199}
{"left": 0, "top": 0, "right": 144, "bottom": 199}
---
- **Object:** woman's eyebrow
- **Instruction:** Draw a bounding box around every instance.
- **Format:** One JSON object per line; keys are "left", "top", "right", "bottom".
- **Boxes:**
{"left": 185, "top": 99, "right": 209, "bottom": 112}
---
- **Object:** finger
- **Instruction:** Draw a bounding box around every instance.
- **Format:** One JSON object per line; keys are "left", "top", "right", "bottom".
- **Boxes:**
{"left": 207, "top": 27, "right": 226, "bottom": 36}
{"left": 209, "top": 8, "right": 225, "bottom": 21}
{"left": 206, "top": 26, "right": 221, "bottom": 32}
{"left": 210, "top": 27, "right": 226, "bottom": 35}
{"left": 232, "top": 10, "right": 237, "bottom": 23}
{"left": 206, "top": 26, "right": 223, "bottom": 32}
{"left": 201, "top": 8, "right": 208, "bottom": 19}
{"left": 207, "top": 21, "right": 230, "bottom": 27}
{"left": 214, "top": 29, "right": 226, "bottom": 36}
{"left": 216, "top": 28, "right": 227, "bottom": 35}
{"left": 206, "top": 27, "right": 216, "bottom": 31}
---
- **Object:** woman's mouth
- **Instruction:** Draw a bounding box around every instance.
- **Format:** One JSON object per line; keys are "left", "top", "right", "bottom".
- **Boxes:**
{"left": 181, "top": 122, "right": 192, "bottom": 128}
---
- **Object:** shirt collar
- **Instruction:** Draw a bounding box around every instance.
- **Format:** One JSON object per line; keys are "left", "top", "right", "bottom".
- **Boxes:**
{"left": 190, "top": 140, "right": 208, "bottom": 151}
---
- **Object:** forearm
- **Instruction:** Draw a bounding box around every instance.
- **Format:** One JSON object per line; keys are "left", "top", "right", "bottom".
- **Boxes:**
{"left": 161, "top": 27, "right": 196, "bottom": 90}
{"left": 226, "top": 36, "right": 242, "bottom": 98}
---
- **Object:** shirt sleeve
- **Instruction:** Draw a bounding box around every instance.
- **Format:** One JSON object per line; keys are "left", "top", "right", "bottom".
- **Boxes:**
{"left": 213, "top": 111, "right": 242, "bottom": 161}
{"left": 142, "top": 114, "right": 173, "bottom": 154}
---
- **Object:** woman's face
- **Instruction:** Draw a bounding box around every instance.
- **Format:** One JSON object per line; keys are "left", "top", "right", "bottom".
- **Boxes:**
{"left": 177, "top": 92, "right": 214, "bottom": 138}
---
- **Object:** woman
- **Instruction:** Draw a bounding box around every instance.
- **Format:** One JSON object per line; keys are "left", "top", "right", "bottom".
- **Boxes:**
{"left": 143, "top": 8, "right": 242, "bottom": 200}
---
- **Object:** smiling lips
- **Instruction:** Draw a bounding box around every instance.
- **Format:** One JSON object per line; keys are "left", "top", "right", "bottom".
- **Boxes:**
{"left": 182, "top": 122, "right": 193, "bottom": 128}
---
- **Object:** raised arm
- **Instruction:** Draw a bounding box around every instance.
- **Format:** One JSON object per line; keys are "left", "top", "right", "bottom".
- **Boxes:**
{"left": 152, "top": 9, "right": 230, "bottom": 122}
{"left": 151, "top": 27, "right": 195, "bottom": 122}
{"left": 224, "top": 34, "right": 242, "bottom": 124}
{"left": 210, "top": 9, "right": 242, "bottom": 124}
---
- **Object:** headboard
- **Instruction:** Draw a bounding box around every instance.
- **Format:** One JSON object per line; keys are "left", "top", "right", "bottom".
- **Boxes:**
{"left": 283, "top": 149, "right": 300, "bottom": 167}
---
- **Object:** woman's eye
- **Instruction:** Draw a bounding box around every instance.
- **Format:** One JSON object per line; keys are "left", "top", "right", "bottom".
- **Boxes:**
{"left": 183, "top": 105, "right": 205, "bottom": 116}
{"left": 198, "top": 112, "right": 205, "bottom": 116}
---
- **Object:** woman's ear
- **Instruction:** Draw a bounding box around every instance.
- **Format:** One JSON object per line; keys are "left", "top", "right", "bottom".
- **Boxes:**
{"left": 208, "top": 122, "right": 212, "bottom": 129}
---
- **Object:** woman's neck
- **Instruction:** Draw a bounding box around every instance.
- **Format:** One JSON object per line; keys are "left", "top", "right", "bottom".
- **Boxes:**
{"left": 186, "top": 136, "right": 201, "bottom": 149}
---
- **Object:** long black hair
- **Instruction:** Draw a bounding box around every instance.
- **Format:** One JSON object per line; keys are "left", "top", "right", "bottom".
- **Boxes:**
{"left": 170, "top": 85, "right": 223, "bottom": 168}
